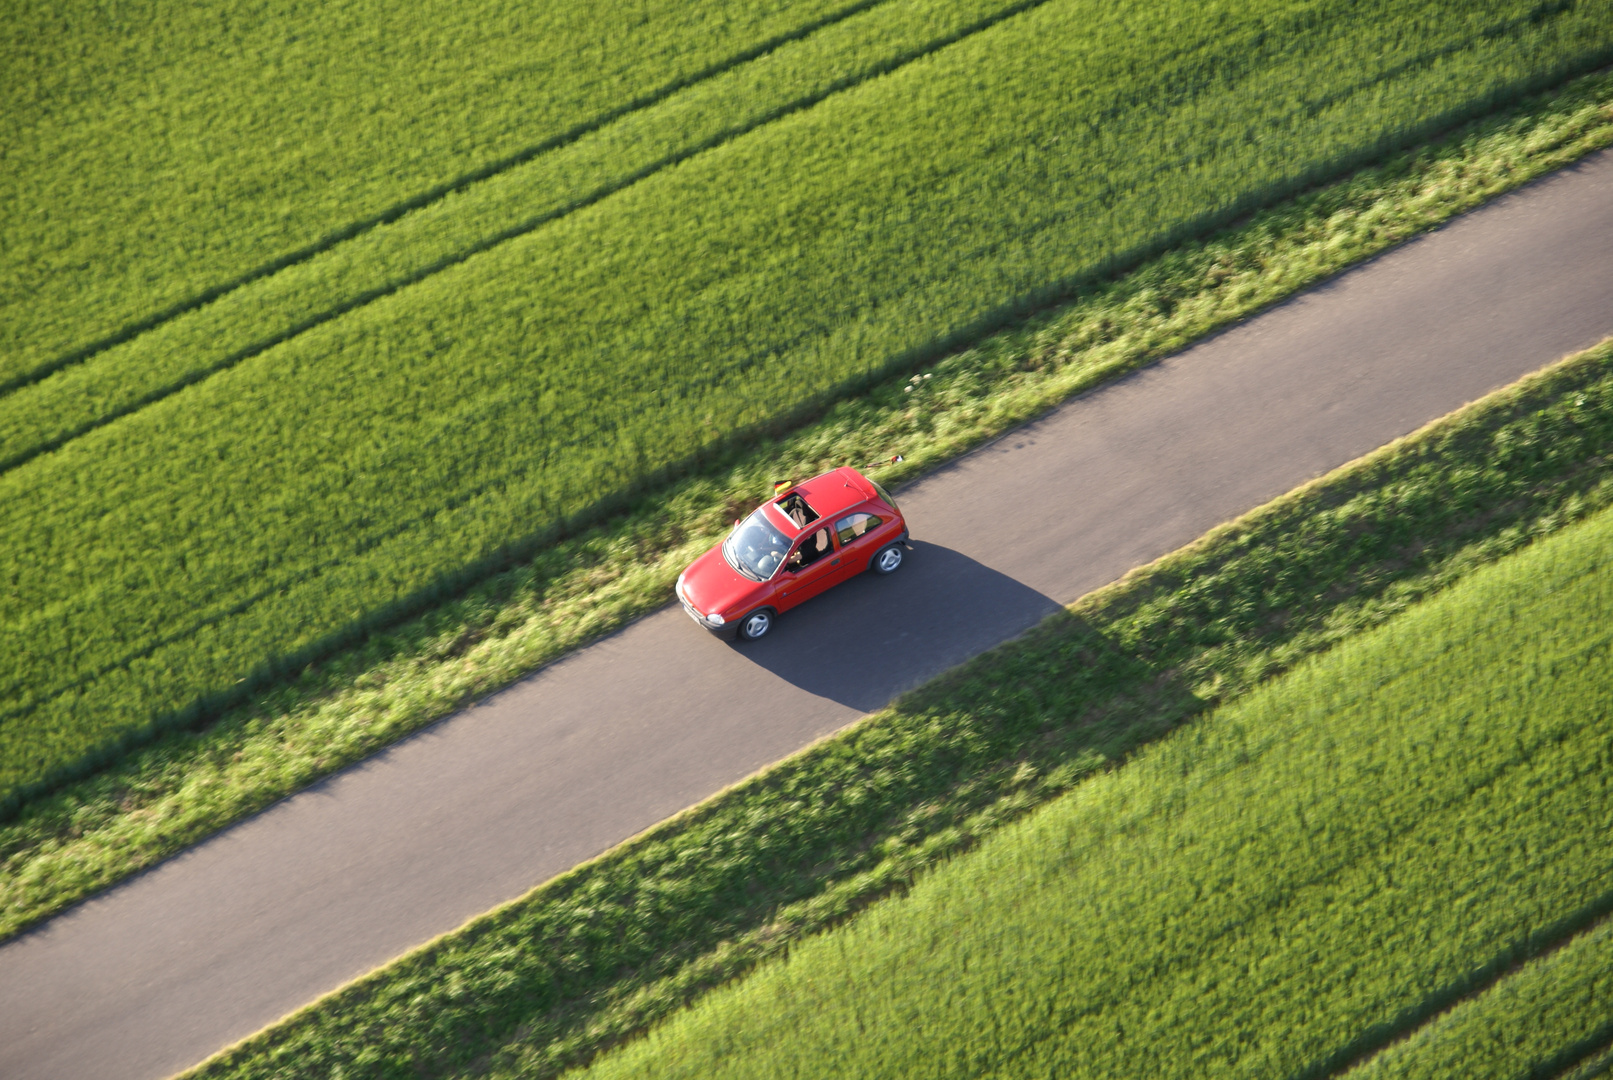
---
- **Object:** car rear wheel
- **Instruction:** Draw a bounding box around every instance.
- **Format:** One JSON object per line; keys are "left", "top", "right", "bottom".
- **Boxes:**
{"left": 871, "top": 543, "right": 905, "bottom": 575}
{"left": 737, "top": 609, "right": 774, "bottom": 640}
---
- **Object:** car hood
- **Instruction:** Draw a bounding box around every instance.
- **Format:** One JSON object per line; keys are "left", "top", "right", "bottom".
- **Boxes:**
{"left": 679, "top": 543, "right": 767, "bottom": 619}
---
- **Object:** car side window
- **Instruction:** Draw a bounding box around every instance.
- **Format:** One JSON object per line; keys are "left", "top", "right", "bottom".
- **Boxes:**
{"left": 834, "top": 512, "right": 882, "bottom": 546}
{"left": 787, "top": 527, "right": 834, "bottom": 571}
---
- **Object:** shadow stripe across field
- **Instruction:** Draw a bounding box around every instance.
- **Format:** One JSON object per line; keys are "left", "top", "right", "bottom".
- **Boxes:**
{"left": 0, "top": 148, "right": 1609, "bottom": 1080}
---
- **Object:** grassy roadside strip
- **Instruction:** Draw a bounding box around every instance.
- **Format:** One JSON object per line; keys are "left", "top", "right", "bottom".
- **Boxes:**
{"left": 571, "top": 499, "right": 1613, "bottom": 1080}
{"left": 1342, "top": 918, "right": 1613, "bottom": 1080}
{"left": 177, "top": 340, "right": 1613, "bottom": 1080}
{"left": 3, "top": 66, "right": 1612, "bottom": 943}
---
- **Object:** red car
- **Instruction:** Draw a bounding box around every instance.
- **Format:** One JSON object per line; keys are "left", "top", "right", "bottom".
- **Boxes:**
{"left": 676, "top": 467, "right": 909, "bottom": 640}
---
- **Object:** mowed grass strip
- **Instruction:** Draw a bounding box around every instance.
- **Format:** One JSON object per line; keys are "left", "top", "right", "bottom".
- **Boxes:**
{"left": 5, "top": 0, "right": 1611, "bottom": 815}
{"left": 0, "top": 0, "right": 865, "bottom": 387}
{"left": 1342, "top": 918, "right": 1613, "bottom": 1080}
{"left": 5, "top": 71, "right": 1613, "bottom": 944}
{"left": 571, "top": 498, "right": 1613, "bottom": 1080}
{"left": 177, "top": 342, "right": 1613, "bottom": 1080}
{"left": 0, "top": 0, "right": 1038, "bottom": 472}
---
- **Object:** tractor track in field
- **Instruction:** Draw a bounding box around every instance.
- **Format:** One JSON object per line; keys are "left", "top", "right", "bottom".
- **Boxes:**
{"left": 1307, "top": 909, "right": 1613, "bottom": 1080}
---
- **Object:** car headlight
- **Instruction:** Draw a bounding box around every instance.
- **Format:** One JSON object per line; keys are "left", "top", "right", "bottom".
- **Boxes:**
{"left": 707, "top": 613, "right": 725, "bottom": 626}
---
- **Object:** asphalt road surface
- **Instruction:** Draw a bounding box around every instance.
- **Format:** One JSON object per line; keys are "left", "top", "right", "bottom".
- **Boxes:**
{"left": 4, "top": 149, "right": 1612, "bottom": 1080}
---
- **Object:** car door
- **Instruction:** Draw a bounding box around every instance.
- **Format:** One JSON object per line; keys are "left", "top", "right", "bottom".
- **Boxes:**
{"left": 831, "top": 510, "right": 887, "bottom": 581}
{"left": 775, "top": 526, "right": 841, "bottom": 612}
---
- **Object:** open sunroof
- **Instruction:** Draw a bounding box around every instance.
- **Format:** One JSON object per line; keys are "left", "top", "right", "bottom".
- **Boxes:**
{"left": 774, "top": 491, "right": 819, "bottom": 529}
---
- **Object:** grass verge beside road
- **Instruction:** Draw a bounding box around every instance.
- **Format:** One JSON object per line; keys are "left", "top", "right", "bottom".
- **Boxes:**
{"left": 4, "top": 66, "right": 1613, "bottom": 946}
{"left": 177, "top": 339, "right": 1613, "bottom": 1080}
{"left": 572, "top": 496, "right": 1613, "bottom": 1080}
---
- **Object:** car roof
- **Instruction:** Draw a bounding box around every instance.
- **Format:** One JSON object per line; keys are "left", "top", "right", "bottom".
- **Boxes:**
{"left": 788, "top": 467, "right": 876, "bottom": 524}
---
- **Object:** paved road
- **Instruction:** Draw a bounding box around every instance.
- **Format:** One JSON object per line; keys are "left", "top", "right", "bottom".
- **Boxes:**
{"left": 4, "top": 150, "right": 1613, "bottom": 1080}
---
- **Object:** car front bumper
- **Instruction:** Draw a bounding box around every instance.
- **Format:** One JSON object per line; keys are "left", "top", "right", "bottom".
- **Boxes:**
{"left": 676, "top": 581, "right": 734, "bottom": 635}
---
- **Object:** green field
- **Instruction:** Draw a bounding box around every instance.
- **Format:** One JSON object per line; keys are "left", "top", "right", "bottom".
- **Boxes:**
{"left": 0, "top": 0, "right": 862, "bottom": 387}
{"left": 0, "top": 0, "right": 1046, "bottom": 470}
{"left": 178, "top": 340, "right": 1613, "bottom": 1080}
{"left": 570, "top": 493, "right": 1613, "bottom": 1080}
{"left": 7, "top": 78, "right": 1612, "bottom": 948}
{"left": 3, "top": 0, "right": 1611, "bottom": 816}
{"left": 1345, "top": 917, "right": 1613, "bottom": 1080}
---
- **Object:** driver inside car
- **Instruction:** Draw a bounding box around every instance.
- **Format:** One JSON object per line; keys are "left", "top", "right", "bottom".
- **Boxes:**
{"left": 789, "top": 527, "right": 832, "bottom": 569}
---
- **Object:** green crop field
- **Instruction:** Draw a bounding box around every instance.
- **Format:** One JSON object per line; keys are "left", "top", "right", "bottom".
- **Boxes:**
{"left": 0, "top": 0, "right": 863, "bottom": 388}
{"left": 6, "top": 69, "right": 1610, "bottom": 949}
{"left": 0, "top": 0, "right": 1049, "bottom": 471}
{"left": 1345, "top": 917, "right": 1613, "bottom": 1080}
{"left": 571, "top": 497, "right": 1613, "bottom": 1080}
{"left": 4, "top": 0, "right": 1611, "bottom": 815}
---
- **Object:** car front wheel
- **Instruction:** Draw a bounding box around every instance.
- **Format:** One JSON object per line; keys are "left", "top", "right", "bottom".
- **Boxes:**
{"left": 871, "top": 543, "right": 905, "bottom": 575}
{"left": 737, "top": 609, "right": 774, "bottom": 640}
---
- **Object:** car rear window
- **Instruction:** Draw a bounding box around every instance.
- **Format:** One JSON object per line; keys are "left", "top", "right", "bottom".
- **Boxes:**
{"left": 834, "top": 512, "right": 882, "bottom": 545}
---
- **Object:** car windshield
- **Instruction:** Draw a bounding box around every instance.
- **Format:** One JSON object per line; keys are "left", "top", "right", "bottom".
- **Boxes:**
{"left": 723, "top": 508, "right": 791, "bottom": 581}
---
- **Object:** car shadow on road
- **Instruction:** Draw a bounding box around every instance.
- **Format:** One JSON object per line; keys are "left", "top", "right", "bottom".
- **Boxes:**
{"left": 730, "top": 541, "right": 1063, "bottom": 712}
